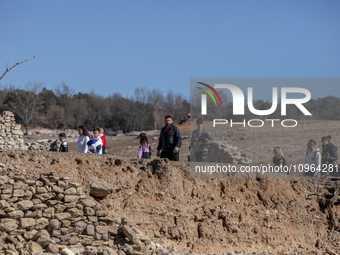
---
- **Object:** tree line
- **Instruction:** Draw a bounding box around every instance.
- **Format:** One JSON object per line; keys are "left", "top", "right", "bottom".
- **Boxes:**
{"left": 0, "top": 83, "right": 338, "bottom": 135}
{"left": 0, "top": 83, "right": 189, "bottom": 134}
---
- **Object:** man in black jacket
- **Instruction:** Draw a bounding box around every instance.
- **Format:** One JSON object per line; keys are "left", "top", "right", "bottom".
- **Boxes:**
{"left": 157, "top": 115, "right": 182, "bottom": 161}
{"left": 321, "top": 135, "right": 338, "bottom": 177}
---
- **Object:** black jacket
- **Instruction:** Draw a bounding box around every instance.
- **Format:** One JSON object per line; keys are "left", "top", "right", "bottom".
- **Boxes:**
{"left": 157, "top": 125, "right": 182, "bottom": 152}
{"left": 59, "top": 141, "right": 69, "bottom": 152}
{"left": 322, "top": 142, "right": 338, "bottom": 164}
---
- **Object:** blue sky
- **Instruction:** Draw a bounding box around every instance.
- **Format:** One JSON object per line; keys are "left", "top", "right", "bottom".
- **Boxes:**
{"left": 0, "top": 0, "right": 339, "bottom": 99}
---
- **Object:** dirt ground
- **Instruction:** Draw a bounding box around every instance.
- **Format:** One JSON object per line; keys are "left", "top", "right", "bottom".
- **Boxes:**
{"left": 1, "top": 150, "right": 340, "bottom": 254}
{"left": 16, "top": 119, "right": 340, "bottom": 254}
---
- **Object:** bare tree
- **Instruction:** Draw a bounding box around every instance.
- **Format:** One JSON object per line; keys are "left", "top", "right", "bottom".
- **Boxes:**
{"left": 148, "top": 89, "right": 164, "bottom": 130}
{"left": 54, "top": 81, "right": 74, "bottom": 97}
{"left": 6, "top": 82, "right": 42, "bottom": 137}
{"left": 133, "top": 87, "right": 149, "bottom": 104}
{"left": 0, "top": 55, "right": 36, "bottom": 82}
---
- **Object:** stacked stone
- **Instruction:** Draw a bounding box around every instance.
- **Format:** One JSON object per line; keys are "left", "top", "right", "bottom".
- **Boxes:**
{"left": 207, "top": 141, "right": 252, "bottom": 165}
{"left": 0, "top": 111, "right": 27, "bottom": 151}
{"left": 0, "top": 173, "right": 166, "bottom": 255}
{"left": 27, "top": 139, "right": 54, "bottom": 151}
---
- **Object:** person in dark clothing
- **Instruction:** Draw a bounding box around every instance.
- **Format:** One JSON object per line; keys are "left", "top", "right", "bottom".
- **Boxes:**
{"left": 321, "top": 135, "right": 338, "bottom": 177}
{"left": 189, "top": 119, "right": 213, "bottom": 162}
{"left": 157, "top": 115, "right": 182, "bottom": 161}
{"left": 59, "top": 133, "right": 68, "bottom": 152}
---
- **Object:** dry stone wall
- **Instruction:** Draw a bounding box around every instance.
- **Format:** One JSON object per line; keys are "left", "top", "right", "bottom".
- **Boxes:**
{"left": 207, "top": 141, "right": 252, "bottom": 165}
{"left": 27, "top": 139, "right": 53, "bottom": 151}
{"left": 0, "top": 172, "right": 171, "bottom": 255}
{"left": 0, "top": 112, "right": 27, "bottom": 151}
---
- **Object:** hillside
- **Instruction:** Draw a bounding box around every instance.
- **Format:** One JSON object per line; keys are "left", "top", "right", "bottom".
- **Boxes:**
{"left": 0, "top": 150, "right": 339, "bottom": 254}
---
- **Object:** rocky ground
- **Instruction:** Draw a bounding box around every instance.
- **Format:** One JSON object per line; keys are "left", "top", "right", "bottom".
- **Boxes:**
{"left": 0, "top": 150, "right": 339, "bottom": 254}
{"left": 12, "top": 119, "right": 340, "bottom": 254}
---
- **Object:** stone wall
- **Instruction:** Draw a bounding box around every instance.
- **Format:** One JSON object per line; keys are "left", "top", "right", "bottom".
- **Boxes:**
{"left": 207, "top": 141, "right": 252, "bottom": 165}
{"left": 0, "top": 173, "right": 170, "bottom": 255}
{"left": 27, "top": 139, "right": 53, "bottom": 151}
{"left": 0, "top": 111, "right": 27, "bottom": 151}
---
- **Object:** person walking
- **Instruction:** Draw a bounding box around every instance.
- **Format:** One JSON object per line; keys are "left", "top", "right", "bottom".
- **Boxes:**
{"left": 304, "top": 140, "right": 321, "bottom": 178}
{"left": 157, "top": 115, "right": 182, "bottom": 161}
{"left": 77, "top": 126, "right": 91, "bottom": 153}
{"left": 321, "top": 135, "right": 338, "bottom": 177}
{"left": 137, "top": 133, "right": 152, "bottom": 159}
{"left": 87, "top": 128, "right": 103, "bottom": 154}
{"left": 273, "top": 147, "right": 286, "bottom": 174}
{"left": 58, "top": 133, "right": 69, "bottom": 152}
{"left": 189, "top": 118, "right": 213, "bottom": 162}
{"left": 99, "top": 128, "right": 107, "bottom": 154}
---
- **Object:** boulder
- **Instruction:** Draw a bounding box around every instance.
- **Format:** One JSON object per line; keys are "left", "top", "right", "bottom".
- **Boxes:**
{"left": 90, "top": 179, "right": 114, "bottom": 197}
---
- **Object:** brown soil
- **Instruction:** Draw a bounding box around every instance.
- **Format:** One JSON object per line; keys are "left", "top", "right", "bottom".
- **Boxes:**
{"left": 1, "top": 150, "right": 340, "bottom": 254}
{"left": 16, "top": 119, "right": 340, "bottom": 254}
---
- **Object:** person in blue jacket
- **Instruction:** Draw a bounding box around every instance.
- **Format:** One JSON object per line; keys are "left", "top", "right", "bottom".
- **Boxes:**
{"left": 87, "top": 128, "right": 103, "bottom": 154}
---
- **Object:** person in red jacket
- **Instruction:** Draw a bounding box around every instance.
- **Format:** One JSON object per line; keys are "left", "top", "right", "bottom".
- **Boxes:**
{"left": 99, "top": 128, "right": 107, "bottom": 154}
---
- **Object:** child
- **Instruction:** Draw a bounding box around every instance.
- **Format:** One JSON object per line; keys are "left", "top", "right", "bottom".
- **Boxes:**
{"left": 137, "top": 133, "right": 152, "bottom": 159}
{"left": 87, "top": 128, "right": 103, "bottom": 154}
{"left": 59, "top": 133, "right": 68, "bottom": 152}
{"left": 99, "top": 128, "right": 107, "bottom": 154}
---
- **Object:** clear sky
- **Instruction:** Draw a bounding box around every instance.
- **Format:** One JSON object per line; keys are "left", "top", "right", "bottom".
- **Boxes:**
{"left": 0, "top": 0, "right": 339, "bottom": 99}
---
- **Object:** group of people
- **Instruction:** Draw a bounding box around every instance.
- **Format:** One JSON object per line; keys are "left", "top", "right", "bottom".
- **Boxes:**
{"left": 76, "top": 126, "right": 107, "bottom": 154}
{"left": 137, "top": 115, "right": 212, "bottom": 162}
{"left": 53, "top": 116, "right": 338, "bottom": 179}
{"left": 137, "top": 116, "right": 212, "bottom": 162}
{"left": 51, "top": 126, "right": 107, "bottom": 154}
{"left": 153, "top": 116, "right": 339, "bottom": 179}
{"left": 138, "top": 115, "right": 183, "bottom": 161}
{"left": 50, "top": 115, "right": 190, "bottom": 162}
{"left": 273, "top": 135, "right": 338, "bottom": 178}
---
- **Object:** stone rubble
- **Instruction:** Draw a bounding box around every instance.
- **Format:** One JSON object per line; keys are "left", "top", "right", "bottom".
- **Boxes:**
{"left": 27, "top": 139, "right": 53, "bottom": 151}
{"left": 207, "top": 141, "right": 252, "bottom": 165}
{"left": 0, "top": 173, "right": 174, "bottom": 255}
{"left": 26, "top": 131, "right": 80, "bottom": 151}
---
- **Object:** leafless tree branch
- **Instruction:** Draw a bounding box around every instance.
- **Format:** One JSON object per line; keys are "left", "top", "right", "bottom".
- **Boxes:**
{"left": 0, "top": 54, "right": 36, "bottom": 81}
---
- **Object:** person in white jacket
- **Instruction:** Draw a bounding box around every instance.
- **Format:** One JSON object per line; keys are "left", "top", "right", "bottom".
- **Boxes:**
{"left": 77, "top": 126, "right": 91, "bottom": 153}
{"left": 304, "top": 140, "right": 322, "bottom": 178}
{"left": 87, "top": 128, "right": 103, "bottom": 154}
